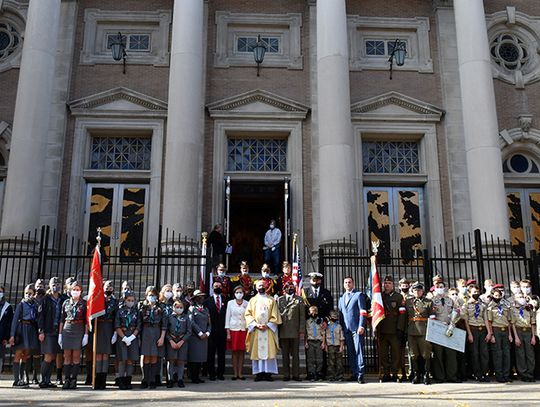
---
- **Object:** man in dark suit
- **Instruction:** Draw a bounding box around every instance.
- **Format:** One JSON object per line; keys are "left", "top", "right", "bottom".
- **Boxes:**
{"left": 302, "top": 272, "right": 333, "bottom": 319}
{"left": 204, "top": 281, "right": 228, "bottom": 380}
{"left": 338, "top": 276, "right": 367, "bottom": 384}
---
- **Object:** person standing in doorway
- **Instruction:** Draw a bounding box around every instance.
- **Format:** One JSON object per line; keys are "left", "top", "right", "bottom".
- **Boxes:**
{"left": 208, "top": 224, "right": 227, "bottom": 269}
{"left": 263, "top": 220, "right": 282, "bottom": 275}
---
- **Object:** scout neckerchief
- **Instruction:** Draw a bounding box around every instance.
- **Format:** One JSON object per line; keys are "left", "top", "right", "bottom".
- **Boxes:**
{"left": 329, "top": 321, "right": 336, "bottom": 344}
{"left": 125, "top": 308, "right": 132, "bottom": 329}
{"left": 27, "top": 300, "right": 37, "bottom": 320}
{"left": 497, "top": 305, "right": 504, "bottom": 316}
{"left": 312, "top": 318, "right": 317, "bottom": 338}
{"left": 52, "top": 295, "right": 61, "bottom": 326}
{"left": 149, "top": 303, "right": 155, "bottom": 324}
{"left": 175, "top": 314, "right": 182, "bottom": 334}
{"left": 474, "top": 302, "right": 480, "bottom": 319}
{"left": 519, "top": 306, "right": 525, "bottom": 318}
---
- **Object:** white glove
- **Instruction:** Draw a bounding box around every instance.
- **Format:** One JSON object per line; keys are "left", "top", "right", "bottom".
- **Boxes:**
{"left": 122, "top": 336, "right": 130, "bottom": 344}
{"left": 58, "top": 334, "right": 63, "bottom": 349}
{"left": 111, "top": 332, "right": 118, "bottom": 344}
{"left": 127, "top": 334, "right": 136, "bottom": 343}
{"left": 82, "top": 334, "right": 89, "bottom": 347}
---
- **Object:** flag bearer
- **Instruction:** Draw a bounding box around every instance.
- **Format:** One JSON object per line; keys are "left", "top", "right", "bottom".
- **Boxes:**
{"left": 93, "top": 280, "right": 117, "bottom": 389}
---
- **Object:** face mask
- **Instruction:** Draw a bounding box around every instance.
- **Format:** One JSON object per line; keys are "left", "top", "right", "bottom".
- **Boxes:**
{"left": 287, "top": 288, "right": 295, "bottom": 295}
{"left": 449, "top": 294, "right": 458, "bottom": 300}
{"left": 174, "top": 307, "right": 184, "bottom": 314}
{"left": 522, "top": 287, "right": 532, "bottom": 295}
{"left": 175, "top": 291, "right": 182, "bottom": 298}
{"left": 105, "top": 290, "right": 113, "bottom": 296}
{"left": 217, "top": 271, "right": 226, "bottom": 277}
{"left": 0, "top": 293, "right": 3, "bottom": 300}
{"left": 511, "top": 287, "right": 521, "bottom": 295}
{"left": 257, "top": 288, "right": 266, "bottom": 295}
{"left": 36, "top": 288, "right": 45, "bottom": 296}
{"left": 262, "top": 272, "right": 269, "bottom": 278}
{"left": 435, "top": 288, "right": 445, "bottom": 296}
{"left": 459, "top": 287, "right": 467, "bottom": 294}
{"left": 517, "top": 298, "right": 527, "bottom": 306}
{"left": 71, "top": 290, "right": 81, "bottom": 299}
{"left": 471, "top": 293, "right": 480, "bottom": 301}
{"left": 270, "top": 224, "right": 275, "bottom": 229}
{"left": 235, "top": 292, "right": 244, "bottom": 300}
{"left": 310, "top": 313, "right": 318, "bottom": 318}
{"left": 241, "top": 271, "right": 248, "bottom": 276}
{"left": 125, "top": 300, "right": 135, "bottom": 308}
{"left": 147, "top": 295, "right": 157, "bottom": 303}
{"left": 195, "top": 298, "right": 203, "bottom": 305}
{"left": 164, "top": 291, "right": 173, "bottom": 300}
{"left": 400, "top": 287, "right": 409, "bottom": 293}
{"left": 484, "top": 285, "right": 492, "bottom": 293}
{"left": 312, "top": 282, "right": 320, "bottom": 288}
{"left": 492, "top": 297, "right": 501, "bottom": 303}
{"left": 24, "top": 293, "right": 33, "bottom": 300}
{"left": 53, "top": 286, "right": 61, "bottom": 293}
{"left": 214, "top": 287, "right": 222, "bottom": 295}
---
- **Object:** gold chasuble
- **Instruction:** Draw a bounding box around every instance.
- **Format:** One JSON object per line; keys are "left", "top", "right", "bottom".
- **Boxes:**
{"left": 245, "top": 293, "right": 282, "bottom": 361}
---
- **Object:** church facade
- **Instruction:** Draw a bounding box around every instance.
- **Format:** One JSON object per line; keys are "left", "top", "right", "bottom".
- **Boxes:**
{"left": 0, "top": 0, "right": 539, "bottom": 267}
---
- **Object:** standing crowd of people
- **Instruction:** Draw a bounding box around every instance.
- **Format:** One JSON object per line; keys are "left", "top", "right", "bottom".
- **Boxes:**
{"left": 0, "top": 260, "right": 539, "bottom": 390}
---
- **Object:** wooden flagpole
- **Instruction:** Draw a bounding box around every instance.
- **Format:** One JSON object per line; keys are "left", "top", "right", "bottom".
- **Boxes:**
{"left": 91, "top": 228, "right": 102, "bottom": 390}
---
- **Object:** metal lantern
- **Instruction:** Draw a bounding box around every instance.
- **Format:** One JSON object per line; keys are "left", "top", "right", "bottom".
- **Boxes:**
{"left": 253, "top": 35, "right": 267, "bottom": 76}
{"left": 388, "top": 39, "right": 407, "bottom": 79}
{"left": 110, "top": 32, "right": 127, "bottom": 74}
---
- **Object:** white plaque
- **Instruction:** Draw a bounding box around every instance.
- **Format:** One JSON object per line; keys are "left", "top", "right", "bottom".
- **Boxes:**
{"left": 425, "top": 319, "right": 466, "bottom": 353}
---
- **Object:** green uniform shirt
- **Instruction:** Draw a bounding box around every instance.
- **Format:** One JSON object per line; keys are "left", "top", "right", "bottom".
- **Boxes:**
{"left": 405, "top": 296, "right": 434, "bottom": 336}
{"left": 378, "top": 290, "right": 406, "bottom": 334}
{"left": 487, "top": 302, "right": 513, "bottom": 328}
{"left": 461, "top": 300, "right": 487, "bottom": 327}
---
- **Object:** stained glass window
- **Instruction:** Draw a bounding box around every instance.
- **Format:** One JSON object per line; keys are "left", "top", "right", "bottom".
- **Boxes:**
{"left": 365, "top": 40, "right": 407, "bottom": 58}
{"left": 227, "top": 139, "right": 287, "bottom": 172}
{"left": 107, "top": 34, "right": 151, "bottom": 52}
{"left": 362, "top": 141, "right": 420, "bottom": 174}
{"left": 490, "top": 33, "right": 529, "bottom": 71}
{"left": 237, "top": 36, "right": 280, "bottom": 53}
{"left": 503, "top": 153, "right": 539, "bottom": 174}
{"left": 0, "top": 21, "right": 21, "bottom": 62}
{"left": 90, "top": 137, "right": 152, "bottom": 170}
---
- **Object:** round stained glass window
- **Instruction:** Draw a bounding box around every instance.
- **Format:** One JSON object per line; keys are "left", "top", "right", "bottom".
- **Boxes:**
{"left": 509, "top": 154, "right": 529, "bottom": 173}
{"left": 0, "top": 21, "right": 21, "bottom": 63}
{"left": 490, "top": 33, "right": 529, "bottom": 71}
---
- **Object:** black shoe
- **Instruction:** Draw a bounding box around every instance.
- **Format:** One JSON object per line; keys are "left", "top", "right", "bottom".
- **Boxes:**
{"left": 140, "top": 380, "right": 148, "bottom": 389}
{"left": 381, "top": 374, "right": 391, "bottom": 383}
{"left": 166, "top": 380, "right": 174, "bottom": 388}
{"left": 231, "top": 376, "right": 237, "bottom": 381}
{"left": 412, "top": 375, "right": 421, "bottom": 384}
{"left": 208, "top": 376, "right": 216, "bottom": 381}
{"left": 265, "top": 374, "right": 274, "bottom": 382}
{"left": 239, "top": 376, "right": 246, "bottom": 380}
{"left": 254, "top": 373, "right": 264, "bottom": 382}
{"left": 126, "top": 376, "right": 133, "bottom": 390}
{"left": 479, "top": 376, "right": 490, "bottom": 383}
{"left": 496, "top": 377, "right": 506, "bottom": 383}
{"left": 357, "top": 376, "right": 365, "bottom": 384}
{"left": 114, "top": 377, "right": 121, "bottom": 387}
{"left": 84, "top": 375, "right": 92, "bottom": 385}
{"left": 69, "top": 379, "right": 77, "bottom": 389}
{"left": 149, "top": 382, "right": 156, "bottom": 389}
{"left": 292, "top": 376, "right": 301, "bottom": 382}
{"left": 39, "top": 381, "right": 49, "bottom": 389}
{"left": 178, "top": 379, "right": 185, "bottom": 388}
{"left": 46, "top": 382, "right": 57, "bottom": 388}
{"left": 424, "top": 374, "right": 431, "bottom": 385}
{"left": 62, "top": 379, "right": 70, "bottom": 389}
{"left": 283, "top": 376, "right": 290, "bottom": 382}
{"left": 119, "top": 377, "right": 127, "bottom": 390}
{"left": 217, "top": 375, "right": 225, "bottom": 381}
{"left": 154, "top": 375, "right": 162, "bottom": 387}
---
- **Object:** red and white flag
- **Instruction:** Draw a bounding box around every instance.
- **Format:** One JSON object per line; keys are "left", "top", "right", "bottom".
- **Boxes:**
{"left": 199, "top": 237, "right": 208, "bottom": 292}
{"left": 370, "top": 254, "right": 385, "bottom": 331}
{"left": 86, "top": 245, "right": 105, "bottom": 331}
{"left": 292, "top": 236, "right": 303, "bottom": 296}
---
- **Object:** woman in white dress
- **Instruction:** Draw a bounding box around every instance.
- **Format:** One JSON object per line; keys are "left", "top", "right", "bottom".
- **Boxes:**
{"left": 225, "top": 285, "right": 248, "bottom": 380}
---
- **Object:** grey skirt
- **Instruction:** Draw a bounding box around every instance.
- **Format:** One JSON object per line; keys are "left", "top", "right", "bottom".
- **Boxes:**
{"left": 188, "top": 336, "right": 208, "bottom": 363}
{"left": 41, "top": 334, "right": 61, "bottom": 355}
{"left": 62, "top": 322, "right": 85, "bottom": 350}
{"left": 166, "top": 339, "right": 189, "bottom": 361}
{"left": 116, "top": 337, "right": 140, "bottom": 361}
{"left": 95, "top": 320, "right": 114, "bottom": 355}
{"left": 15, "top": 323, "right": 40, "bottom": 353}
{"left": 140, "top": 326, "right": 164, "bottom": 357}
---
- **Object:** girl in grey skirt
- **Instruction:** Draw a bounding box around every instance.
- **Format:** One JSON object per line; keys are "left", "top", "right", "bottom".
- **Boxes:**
{"left": 59, "top": 281, "right": 88, "bottom": 389}
{"left": 115, "top": 291, "right": 141, "bottom": 390}
{"left": 9, "top": 284, "right": 40, "bottom": 387}
{"left": 138, "top": 286, "right": 165, "bottom": 389}
{"left": 93, "top": 280, "right": 118, "bottom": 390}
{"left": 37, "top": 277, "right": 63, "bottom": 388}
{"left": 163, "top": 299, "right": 191, "bottom": 388}
{"left": 188, "top": 290, "right": 211, "bottom": 384}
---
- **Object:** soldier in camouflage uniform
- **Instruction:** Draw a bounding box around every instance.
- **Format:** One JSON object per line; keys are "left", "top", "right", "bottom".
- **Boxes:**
{"left": 511, "top": 291, "right": 537, "bottom": 382}
{"left": 405, "top": 282, "right": 434, "bottom": 385}
{"left": 377, "top": 276, "right": 406, "bottom": 382}
{"left": 486, "top": 288, "right": 513, "bottom": 383}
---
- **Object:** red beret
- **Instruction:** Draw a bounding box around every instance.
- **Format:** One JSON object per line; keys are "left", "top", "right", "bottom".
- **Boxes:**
{"left": 466, "top": 279, "right": 476, "bottom": 286}
{"left": 492, "top": 284, "right": 504, "bottom": 290}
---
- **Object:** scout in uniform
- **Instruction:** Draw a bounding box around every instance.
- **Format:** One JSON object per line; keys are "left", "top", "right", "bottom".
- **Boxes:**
{"left": 214, "top": 264, "right": 233, "bottom": 300}
{"left": 188, "top": 290, "right": 211, "bottom": 384}
{"left": 324, "top": 309, "right": 345, "bottom": 381}
{"left": 37, "top": 277, "right": 63, "bottom": 388}
{"left": 29, "top": 279, "right": 46, "bottom": 384}
{"left": 431, "top": 281, "right": 461, "bottom": 383}
{"left": 377, "top": 276, "right": 406, "bottom": 382}
{"left": 461, "top": 284, "right": 492, "bottom": 382}
{"left": 486, "top": 288, "right": 513, "bottom": 383}
{"left": 260, "top": 264, "right": 277, "bottom": 297}
{"left": 10, "top": 284, "right": 40, "bottom": 387}
{"left": 231, "top": 261, "right": 256, "bottom": 301}
{"left": 405, "top": 282, "right": 434, "bottom": 385}
{"left": 157, "top": 283, "right": 175, "bottom": 386}
{"left": 115, "top": 290, "right": 141, "bottom": 390}
{"left": 139, "top": 286, "right": 166, "bottom": 389}
{"left": 93, "top": 280, "right": 118, "bottom": 390}
{"left": 512, "top": 292, "right": 536, "bottom": 382}
{"left": 58, "top": 281, "right": 88, "bottom": 389}
{"left": 163, "top": 299, "right": 191, "bottom": 388}
{"left": 305, "top": 305, "right": 325, "bottom": 381}
{"left": 0, "top": 285, "right": 13, "bottom": 376}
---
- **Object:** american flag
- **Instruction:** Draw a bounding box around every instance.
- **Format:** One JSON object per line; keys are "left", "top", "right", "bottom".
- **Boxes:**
{"left": 292, "top": 234, "right": 303, "bottom": 295}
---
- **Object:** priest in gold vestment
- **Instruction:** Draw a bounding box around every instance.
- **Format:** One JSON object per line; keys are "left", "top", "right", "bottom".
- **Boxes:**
{"left": 245, "top": 279, "right": 282, "bottom": 381}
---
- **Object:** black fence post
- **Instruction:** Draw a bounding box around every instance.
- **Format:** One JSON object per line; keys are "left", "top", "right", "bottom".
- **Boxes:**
{"left": 474, "top": 229, "right": 485, "bottom": 284}
{"left": 156, "top": 225, "right": 163, "bottom": 286}
{"left": 318, "top": 247, "right": 324, "bottom": 276}
{"left": 422, "top": 248, "right": 432, "bottom": 289}
{"left": 529, "top": 250, "right": 540, "bottom": 295}
{"left": 36, "top": 225, "right": 48, "bottom": 280}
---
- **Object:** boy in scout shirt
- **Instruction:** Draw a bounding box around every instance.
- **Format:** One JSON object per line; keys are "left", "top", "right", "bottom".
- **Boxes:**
{"left": 486, "top": 288, "right": 513, "bottom": 383}
{"left": 305, "top": 305, "right": 325, "bottom": 381}
{"left": 324, "top": 309, "right": 345, "bottom": 381}
{"left": 512, "top": 292, "right": 536, "bottom": 382}
{"left": 462, "top": 285, "right": 492, "bottom": 382}
{"left": 405, "top": 282, "right": 434, "bottom": 385}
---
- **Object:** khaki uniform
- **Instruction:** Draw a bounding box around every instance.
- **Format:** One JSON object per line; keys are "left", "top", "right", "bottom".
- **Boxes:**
{"left": 324, "top": 321, "right": 344, "bottom": 380}
{"left": 461, "top": 300, "right": 489, "bottom": 379}
{"left": 512, "top": 304, "right": 536, "bottom": 380}
{"left": 378, "top": 290, "right": 406, "bottom": 377}
{"left": 487, "top": 302, "right": 513, "bottom": 381}
{"left": 432, "top": 295, "right": 460, "bottom": 382}
{"left": 305, "top": 317, "right": 324, "bottom": 378}
{"left": 405, "top": 296, "right": 434, "bottom": 378}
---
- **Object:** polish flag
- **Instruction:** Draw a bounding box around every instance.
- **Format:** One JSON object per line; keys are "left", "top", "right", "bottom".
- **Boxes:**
{"left": 370, "top": 254, "right": 385, "bottom": 331}
{"left": 87, "top": 245, "right": 105, "bottom": 330}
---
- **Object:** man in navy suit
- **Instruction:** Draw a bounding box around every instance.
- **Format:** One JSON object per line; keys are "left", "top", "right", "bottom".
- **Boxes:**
{"left": 204, "top": 281, "right": 228, "bottom": 380}
{"left": 338, "top": 276, "right": 367, "bottom": 383}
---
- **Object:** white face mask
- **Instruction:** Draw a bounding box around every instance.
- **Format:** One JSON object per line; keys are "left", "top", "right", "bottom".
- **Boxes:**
{"left": 269, "top": 224, "right": 275, "bottom": 229}
{"left": 147, "top": 295, "right": 157, "bottom": 303}
{"left": 24, "top": 293, "right": 33, "bottom": 300}
{"left": 217, "top": 271, "right": 226, "bottom": 277}
{"left": 164, "top": 291, "right": 173, "bottom": 299}
{"left": 435, "top": 288, "right": 445, "bottom": 296}
{"left": 459, "top": 287, "right": 467, "bottom": 294}
{"left": 484, "top": 285, "right": 492, "bottom": 293}
{"left": 71, "top": 290, "right": 81, "bottom": 299}
{"left": 522, "top": 287, "right": 532, "bottom": 295}
{"left": 175, "top": 291, "right": 182, "bottom": 298}
{"left": 235, "top": 292, "right": 244, "bottom": 300}
{"left": 174, "top": 307, "right": 184, "bottom": 314}
{"left": 241, "top": 270, "right": 248, "bottom": 276}
{"left": 262, "top": 272, "right": 269, "bottom": 278}
{"left": 0, "top": 292, "right": 4, "bottom": 300}
{"left": 517, "top": 298, "right": 527, "bottom": 306}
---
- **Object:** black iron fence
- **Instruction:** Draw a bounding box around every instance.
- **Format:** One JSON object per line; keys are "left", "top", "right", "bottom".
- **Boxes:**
{"left": 319, "top": 229, "right": 540, "bottom": 374}
{"left": 0, "top": 225, "right": 212, "bottom": 304}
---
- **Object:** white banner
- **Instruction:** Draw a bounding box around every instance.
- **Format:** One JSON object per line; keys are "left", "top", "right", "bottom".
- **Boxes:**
{"left": 426, "top": 319, "right": 466, "bottom": 353}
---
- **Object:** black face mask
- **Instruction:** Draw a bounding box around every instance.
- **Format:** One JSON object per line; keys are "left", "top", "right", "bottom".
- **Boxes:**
{"left": 258, "top": 288, "right": 266, "bottom": 294}
{"left": 492, "top": 297, "right": 501, "bottom": 303}
{"left": 286, "top": 288, "right": 295, "bottom": 295}
{"left": 312, "top": 283, "right": 320, "bottom": 288}
{"left": 214, "top": 288, "right": 222, "bottom": 295}
{"left": 36, "top": 288, "right": 45, "bottom": 296}
{"left": 472, "top": 293, "right": 480, "bottom": 301}
{"left": 105, "top": 290, "right": 113, "bottom": 296}
{"left": 401, "top": 287, "right": 409, "bottom": 293}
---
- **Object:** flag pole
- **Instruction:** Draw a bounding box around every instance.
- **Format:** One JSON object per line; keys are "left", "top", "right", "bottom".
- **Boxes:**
{"left": 91, "top": 228, "right": 101, "bottom": 390}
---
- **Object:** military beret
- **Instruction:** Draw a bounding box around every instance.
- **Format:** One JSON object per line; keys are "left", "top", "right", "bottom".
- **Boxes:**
{"left": 412, "top": 282, "right": 424, "bottom": 290}
{"left": 492, "top": 283, "right": 504, "bottom": 290}
{"left": 398, "top": 278, "right": 410, "bottom": 285}
{"left": 466, "top": 279, "right": 477, "bottom": 286}
{"left": 383, "top": 276, "right": 394, "bottom": 282}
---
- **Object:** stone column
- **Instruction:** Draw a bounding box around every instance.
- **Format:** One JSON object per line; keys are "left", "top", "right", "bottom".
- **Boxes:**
{"left": 1, "top": 0, "right": 61, "bottom": 236}
{"left": 162, "top": 0, "right": 204, "bottom": 239}
{"left": 454, "top": 0, "right": 509, "bottom": 239}
{"left": 316, "top": 0, "right": 357, "bottom": 244}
